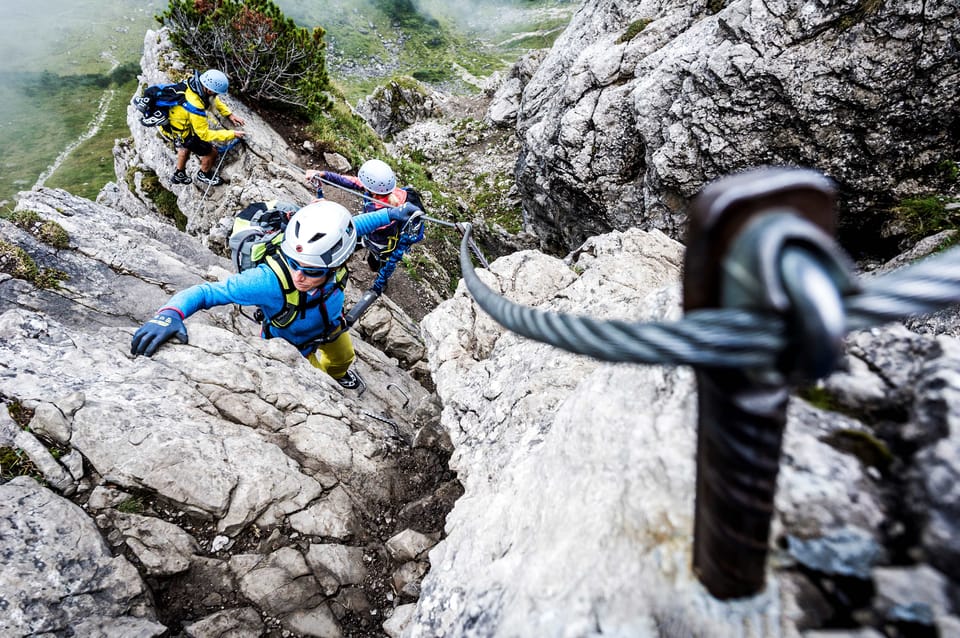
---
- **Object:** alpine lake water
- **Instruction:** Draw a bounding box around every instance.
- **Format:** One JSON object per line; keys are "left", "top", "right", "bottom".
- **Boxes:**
{"left": 0, "top": 0, "right": 575, "bottom": 209}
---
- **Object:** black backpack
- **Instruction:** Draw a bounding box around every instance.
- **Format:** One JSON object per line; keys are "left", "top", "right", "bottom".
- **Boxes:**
{"left": 362, "top": 186, "right": 427, "bottom": 266}
{"left": 402, "top": 186, "right": 427, "bottom": 213}
{"left": 131, "top": 82, "right": 205, "bottom": 127}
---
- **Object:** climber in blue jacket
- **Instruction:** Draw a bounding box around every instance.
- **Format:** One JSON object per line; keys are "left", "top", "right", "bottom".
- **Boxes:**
{"left": 130, "top": 199, "right": 419, "bottom": 390}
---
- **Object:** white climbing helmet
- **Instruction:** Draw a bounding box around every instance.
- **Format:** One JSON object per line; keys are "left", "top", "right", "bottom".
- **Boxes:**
{"left": 281, "top": 201, "right": 356, "bottom": 268}
{"left": 358, "top": 159, "right": 397, "bottom": 194}
{"left": 199, "top": 69, "right": 229, "bottom": 94}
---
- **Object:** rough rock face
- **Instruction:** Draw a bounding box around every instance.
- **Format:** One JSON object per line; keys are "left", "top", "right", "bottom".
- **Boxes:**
{"left": 355, "top": 77, "right": 443, "bottom": 139}
{"left": 486, "top": 49, "right": 548, "bottom": 127}
{"left": 417, "top": 228, "right": 960, "bottom": 636}
{"left": 0, "top": 186, "right": 453, "bottom": 636}
{"left": 514, "top": 0, "right": 960, "bottom": 255}
{"left": 0, "top": 476, "right": 165, "bottom": 637}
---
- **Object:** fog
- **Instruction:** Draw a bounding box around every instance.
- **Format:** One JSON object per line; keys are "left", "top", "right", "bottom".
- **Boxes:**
{"left": 275, "top": 0, "right": 577, "bottom": 45}
{"left": 0, "top": 0, "right": 575, "bottom": 204}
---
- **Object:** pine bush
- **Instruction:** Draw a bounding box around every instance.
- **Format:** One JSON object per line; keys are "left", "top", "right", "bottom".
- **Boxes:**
{"left": 160, "top": 0, "right": 332, "bottom": 113}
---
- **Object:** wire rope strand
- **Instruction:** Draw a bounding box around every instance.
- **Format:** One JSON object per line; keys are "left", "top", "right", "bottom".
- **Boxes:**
{"left": 458, "top": 223, "right": 960, "bottom": 370}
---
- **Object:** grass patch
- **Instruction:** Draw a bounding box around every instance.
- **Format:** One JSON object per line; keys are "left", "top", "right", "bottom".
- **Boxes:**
{"left": 0, "top": 446, "right": 42, "bottom": 482}
{"left": 469, "top": 171, "right": 522, "bottom": 234}
{"left": 117, "top": 496, "right": 146, "bottom": 514}
{"left": 140, "top": 169, "right": 187, "bottom": 231}
{"left": 1, "top": 399, "right": 38, "bottom": 482}
{"left": 836, "top": 0, "right": 885, "bottom": 31}
{"left": 797, "top": 385, "right": 844, "bottom": 413}
{"left": 5, "top": 210, "right": 70, "bottom": 249}
{"left": 893, "top": 195, "right": 960, "bottom": 242}
{"left": 0, "top": 239, "right": 70, "bottom": 290}
{"left": 0, "top": 64, "right": 141, "bottom": 206}
{"left": 0, "top": 399, "right": 71, "bottom": 484}
{"left": 45, "top": 74, "right": 141, "bottom": 201}
{"left": 617, "top": 18, "right": 653, "bottom": 44}
{"left": 308, "top": 100, "right": 388, "bottom": 168}
{"left": 402, "top": 253, "right": 427, "bottom": 282}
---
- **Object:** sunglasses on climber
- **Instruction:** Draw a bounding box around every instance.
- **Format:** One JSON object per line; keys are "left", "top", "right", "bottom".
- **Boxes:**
{"left": 283, "top": 254, "right": 330, "bottom": 278}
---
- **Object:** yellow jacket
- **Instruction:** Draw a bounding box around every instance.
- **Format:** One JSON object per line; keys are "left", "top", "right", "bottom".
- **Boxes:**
{"left": 163, "top": 86, "right": 236, "bottom": 143}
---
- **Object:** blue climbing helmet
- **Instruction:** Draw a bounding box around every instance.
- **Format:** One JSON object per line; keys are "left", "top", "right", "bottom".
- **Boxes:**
{"left": 199, "top": 69, "right": 229, "bottom": 94}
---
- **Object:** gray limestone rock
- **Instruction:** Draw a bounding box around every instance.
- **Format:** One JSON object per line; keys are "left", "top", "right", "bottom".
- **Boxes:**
{"left": 229, "top": 547, "right": 325, "bottom": 616}
{"left": 382, "top": 603, "right": 417, "bottom": 638}
{"left": 356, "top": 77, "right": 443, "bottom": 138}
{"left": 514, "top": 1, "right": 960, "bottom": 254}
{"left": 284, "top": 602, "right": 343, "bottom": 638}
{"left": 0, "top": 477, "right": 165, "bottom": 637}
{"left": 415, "top": 224, "right": 960, "bottom": 636}
{"left": 183, "top": 607, "right": 265, "bottom": 638}
{"left": 487, "top": 50, "right": 548, "bottom": 127}
{"left": 305, "top": 543, "right": 368, "bottom": 596}
{"left": 109, "top": 511, "right": 201, "bottom": 577}
{"left": 872, "top": 565, "right": 951, "bottom": 626}
{"left": 386, "top": 528, "right": 437, "bottom": 562}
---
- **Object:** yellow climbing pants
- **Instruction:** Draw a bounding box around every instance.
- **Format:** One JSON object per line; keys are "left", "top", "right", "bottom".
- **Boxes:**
{"left": 306, "top": 331, "right": 355, "bottom": 379}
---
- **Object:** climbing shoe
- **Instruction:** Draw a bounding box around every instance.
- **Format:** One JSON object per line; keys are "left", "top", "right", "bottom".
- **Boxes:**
{"left": 171, "top": 170, "right": 192, "bottom": 184}
{"left": 195, "top": 170, "right": 222, "bottom": 186}
{"left": 335, "top": 369, "right": 366, "bottom": 394}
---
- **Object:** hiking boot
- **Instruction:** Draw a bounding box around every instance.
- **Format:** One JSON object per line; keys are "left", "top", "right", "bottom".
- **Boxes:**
{"left": 335, "top": 369, "right": 366, "bottom": 393}
{"left": 171, "top": 170, "right": 192, "bottom": 185}
{"left": 195, "top": 170, "right": 222, "bottom": 186}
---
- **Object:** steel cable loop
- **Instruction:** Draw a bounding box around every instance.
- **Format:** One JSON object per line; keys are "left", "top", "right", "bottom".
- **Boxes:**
{"left": 458, "top": 224, "right": 960, "bottom": 369}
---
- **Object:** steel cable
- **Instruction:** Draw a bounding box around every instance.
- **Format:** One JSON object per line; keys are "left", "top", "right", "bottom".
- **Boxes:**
{"left": 458, "top": 224, "right": 960, "bottom": 368}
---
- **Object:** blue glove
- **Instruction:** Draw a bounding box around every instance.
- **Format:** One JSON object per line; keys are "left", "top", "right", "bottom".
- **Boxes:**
{"left": 131, "top": 309, "right": 188, "bottom": 357}
{"left": 387, "top": 202, "right": 420, "bottom": 224}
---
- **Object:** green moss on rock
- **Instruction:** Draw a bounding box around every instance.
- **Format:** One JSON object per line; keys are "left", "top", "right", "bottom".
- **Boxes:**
{"left": 821, "top": 429, "right": 894, "bottom": 472}
{"left": 8, "top": 210, "right": 69, "bottom": 249}
{"left": 617, "top": 18, "right": 652, "bottom": 44}
{"left": 0, "top": 240, "right": 40, "bottom": 282}
{"left": 0, "top": 239, "right": 70, "bottom": 290}
{"left": 140, "top": 169, "right": 187, "bottom": 231}
{"left": 894, "top": 195, "right": 959, "bottom": 242}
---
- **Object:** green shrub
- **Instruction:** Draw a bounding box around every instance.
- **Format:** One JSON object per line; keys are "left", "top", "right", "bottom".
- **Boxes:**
{"left": 307, "top": 101, "right": 387, "bottom": 169}
{"left": 160, "top": 0, "right": 331, "bottom": 114}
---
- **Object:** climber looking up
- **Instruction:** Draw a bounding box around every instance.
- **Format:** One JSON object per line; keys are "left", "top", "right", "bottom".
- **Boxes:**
{"left": 130, "top": 199, "right": 420, "bottom": 392}
{"left": 304, "top": 159, "right": 426, "bottom": 294}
